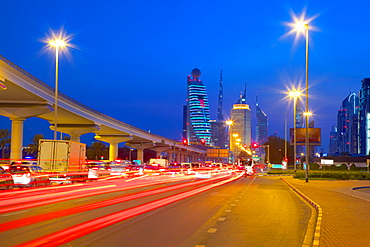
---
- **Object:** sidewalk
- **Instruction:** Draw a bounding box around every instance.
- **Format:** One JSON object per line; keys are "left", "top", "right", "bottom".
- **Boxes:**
{"left": 282, "top": 176, "right": 370, "bottom": 247}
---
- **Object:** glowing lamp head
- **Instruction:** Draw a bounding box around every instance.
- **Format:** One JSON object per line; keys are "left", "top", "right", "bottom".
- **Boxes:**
{"left": 49, "top": 39, "right": 66, "bottom": 48}
{"left": 226, "top": 120, "right": 233, "bottom": 125}
{"left": 289, "top": 90, "right": 302, "bottom": 98}
{"left": 294, "top": 22, "right": 308, "bottom": 32}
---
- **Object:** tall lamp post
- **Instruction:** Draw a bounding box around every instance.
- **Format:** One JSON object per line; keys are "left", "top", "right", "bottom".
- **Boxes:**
{"left": 292, "top": 20, "right": 310, "bottom": 182}
{"left": 289, "top": 90, "right": 301, "bottom": 172}
{"left": 48, "top": 39, "right": 67, "bottom": 140}
{"left": 303, "top": 23, "right": 310, "bottom": 183}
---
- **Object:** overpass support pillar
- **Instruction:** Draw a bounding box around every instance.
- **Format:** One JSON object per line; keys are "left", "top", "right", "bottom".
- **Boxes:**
{"left": 128, "top": 143, "right": 155, "bottom": 165}
{"left": 10, "top": 117, "right": 25, "bottom": 162}
{"left": 167, "top": 151, "right": 174, "bottom": 163}
{"left": 94, "top": 135, "right": 133, "bottom": 161}
{"left": 52, "top": 124, "right": 100, "bottom": 143}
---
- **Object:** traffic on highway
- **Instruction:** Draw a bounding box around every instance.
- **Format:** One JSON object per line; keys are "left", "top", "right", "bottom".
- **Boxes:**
{"left": 0, "top": 166, "right": 249, "bottom": 246}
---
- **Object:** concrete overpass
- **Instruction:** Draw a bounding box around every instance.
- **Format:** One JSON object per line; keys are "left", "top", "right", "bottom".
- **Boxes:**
{"left": 0, "top": 55, "right": 206, "bottom": 163}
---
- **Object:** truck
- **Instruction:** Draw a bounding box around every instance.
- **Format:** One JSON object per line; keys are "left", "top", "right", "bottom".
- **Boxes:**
{"left": 38, "top": 139, "right": 87, "bottom": 184}
{"left": 149, "top": 158, "right": 168, "bottom": 167}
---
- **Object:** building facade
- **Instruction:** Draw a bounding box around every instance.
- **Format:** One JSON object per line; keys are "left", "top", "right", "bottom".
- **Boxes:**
{"left": 210, "top": 67, "right": 228, "bottom": 149}
{"left": 255, "top": 95, "right": 268, "bottom": 145}
{"left": 229, "top": 89, "right": 251, "bottom": 155}
{"left": 358, "top": 78, "right": 370, "bottom": 155}
{"left": 183, "top": 68, "right": 211, "bottom": 145}
{"left": 336, "top": 92, "right": 359, "bottom": 154}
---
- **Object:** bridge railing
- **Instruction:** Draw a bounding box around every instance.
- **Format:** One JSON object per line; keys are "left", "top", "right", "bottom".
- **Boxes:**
{"left": 0, "top": 55, "right": 163, "bottom": 138}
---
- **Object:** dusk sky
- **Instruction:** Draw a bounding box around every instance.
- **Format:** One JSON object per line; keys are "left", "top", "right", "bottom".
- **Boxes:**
{"left": 1, "top": 0, "right": 370, "bottom": 152}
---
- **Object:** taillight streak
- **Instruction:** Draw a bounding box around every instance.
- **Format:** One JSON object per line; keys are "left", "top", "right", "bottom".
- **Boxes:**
{"left": 0, "top": 174, "right": 234, "bottom": 233}
{"left": 15, "top": 174, "right": 242, "bottom": 247}
{"left": 0, "top": 174, "right": 227, "bottom": 213}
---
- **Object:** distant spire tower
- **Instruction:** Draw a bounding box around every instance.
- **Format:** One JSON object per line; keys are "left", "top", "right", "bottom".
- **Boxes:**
{"left": 217, "top": 66, "right": 224, "bottom": 121}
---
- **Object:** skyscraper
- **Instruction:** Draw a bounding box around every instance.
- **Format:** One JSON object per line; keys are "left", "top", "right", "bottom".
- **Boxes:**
{"left": 358, "top": 78, "right": 370, "bottom": 155}
{"left": 329, "top": 125, "right": 339, "bottom": 155}
{"left": 210, "top": 67, "right": 228, "bottom": 149}
{"left": 337, "top": 92, "right": 359, "bottom": 154}
{"left": 229, "top": 87, "right": 251, "bottom": 155}
{"left": 217, "top": 67, "right": 224, "bottom": 121}
{"left": 255, "top": 95, "right": 268, "bottom": 145}
{"left": 184, "top": 68, "right": 211, "bottom": 144}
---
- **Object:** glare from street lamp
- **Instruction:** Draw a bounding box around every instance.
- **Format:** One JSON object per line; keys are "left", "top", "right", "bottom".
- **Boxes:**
{"left": 48, "top": 39, "right": 67, "bottom": 48}
{"left": 226, "top": 120, "right": 233, "bottom": 126}
{"left": 303, "top": 111, "right": 312, "bottom": 117}
{"left": 288, "top": 90, "right": 302, "bottom": 98}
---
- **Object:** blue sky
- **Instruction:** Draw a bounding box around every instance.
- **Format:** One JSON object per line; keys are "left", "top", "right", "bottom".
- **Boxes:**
{"left": 1, "top": 0, "right": 370, "bottom": 151}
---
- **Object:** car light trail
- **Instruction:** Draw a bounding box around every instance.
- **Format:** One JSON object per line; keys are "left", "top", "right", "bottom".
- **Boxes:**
{"left": 0, "top": 174, "right": 235, "bottom": 233}
{"left": 15, "top": 174, "right": 242, "bottom": 247}
{"left": 0, "top": 174, "right": 201, "bottom": 213}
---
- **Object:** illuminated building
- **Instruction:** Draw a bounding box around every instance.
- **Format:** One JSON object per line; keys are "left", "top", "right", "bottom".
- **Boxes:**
{"left": 210, "top": 67, "right": 228, "bottom": 148}
{"left": 358, "top": 78, "right": 370, "bottom": 155}
{"left": 337, "top": 93, "right": 359, "bottom": 154}
{"left": 255, "top": 95, "right": 268, "bottom": 145}
{"left": 183, "top": 68, "right": 211, "bottom": 144}
{"left": 329, "top": 125, "right": 339, "bottom": 155}
{"left": 229, "top": 87, "right": 251, "bottom": 154}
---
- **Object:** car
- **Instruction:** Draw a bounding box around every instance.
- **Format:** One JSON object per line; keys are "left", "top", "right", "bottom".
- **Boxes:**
{"left": 0, "top": 166, "right": 14, "bottom": 190}
{"left": 144, "top": 164, "right": 166, "bottom": 174}
{"left": 125, "top": 165, "right": 144, "bottom": 176}
{"left": 9, "top": 164, "right": 50, "bottom": 187}
{"left": 86, "top": 161, "right": 111, "bottom": 179}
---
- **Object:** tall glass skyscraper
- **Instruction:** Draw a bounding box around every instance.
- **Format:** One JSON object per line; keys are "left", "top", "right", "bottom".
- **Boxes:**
{"left": 337, "top": 92, "right": 359, "bottom": 154}
{"left": 184, "top": 68, "right": 211, "bottom": 144}
{"left": 358, "top": 78, "right": 370, "bottom": 155}
{"left": 230, "top": 88, "right": 251, "bottom": 154}
{"left": 255, "top": 95, "right": 268, "bottom": 145}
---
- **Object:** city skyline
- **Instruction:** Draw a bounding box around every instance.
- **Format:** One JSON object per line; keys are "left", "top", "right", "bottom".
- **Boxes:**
{"left": 1, "top": 1, "right": 370, "bottom": 152}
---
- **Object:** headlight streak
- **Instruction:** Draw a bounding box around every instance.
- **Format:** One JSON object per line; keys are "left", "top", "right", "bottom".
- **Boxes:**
{"left": 15, "top": 173, "right": 243, "bottom": 247}
{"left": 0, "top": 173, "right": 232, "bottom": 214}
{"left": 0, "top": 173, "right": 235, "bottom": 233}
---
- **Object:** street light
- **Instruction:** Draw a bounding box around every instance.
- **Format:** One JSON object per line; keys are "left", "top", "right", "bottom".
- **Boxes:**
{"left": 289, "top": 16, "right": 311, "bottom": 183}
{"left": 288, "top": 89, "right": 302, "bottom": 172}
{"left": 48, "top": 38, "right": 66, "bottom": 140}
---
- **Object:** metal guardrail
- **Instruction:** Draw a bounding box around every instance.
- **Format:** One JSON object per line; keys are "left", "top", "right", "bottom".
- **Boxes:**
{"left": 0, "top": 55, "right": 167, "bottom": 140}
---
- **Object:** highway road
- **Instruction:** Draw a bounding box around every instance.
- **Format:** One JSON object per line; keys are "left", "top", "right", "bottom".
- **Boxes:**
{"left": 0, "top": 173, "right": 312, "bottom": 247}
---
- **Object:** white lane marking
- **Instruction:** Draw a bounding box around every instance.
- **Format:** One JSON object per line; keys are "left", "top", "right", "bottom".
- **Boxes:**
{"left": 1, "top": 210, "right": 29, "bottom": 217}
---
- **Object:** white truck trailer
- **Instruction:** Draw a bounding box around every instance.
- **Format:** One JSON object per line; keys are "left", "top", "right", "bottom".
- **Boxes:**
{"left": 38, "top": 139, "right": 87, "bottom": 184}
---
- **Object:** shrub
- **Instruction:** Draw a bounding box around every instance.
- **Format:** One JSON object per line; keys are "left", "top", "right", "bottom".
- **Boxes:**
{"left": 310, "top": 163, "right": 320, "bottom": 170}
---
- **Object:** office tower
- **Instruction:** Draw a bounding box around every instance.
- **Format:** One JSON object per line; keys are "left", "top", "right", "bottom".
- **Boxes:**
{"left": 229, "top": 87, "right": 251, "bottom": 155}
{"left": 217, "top": 67, "right": 224, "bottom": 121}
{"left": 329, "top": 125, "right": 339, "bottom": 155}
{"left": 358, "top": 78, "right": 370, "bottom": 155}
{"left": 337, "top": 92, "right": 359, "bottom": 154}
{"left": 295, "top": 97, "right": 305, "bottom": 156}
{"left": 255, "top": 95, "right": 268, "bottom": 145}
{"left": 210, "top": 120, "right": 227, "bottom": 148}
{"left": 183, "top": 68, "right": 211, "bottom": 144}
{"left": 210, "top": 67, "right": 228, "bottom": 149}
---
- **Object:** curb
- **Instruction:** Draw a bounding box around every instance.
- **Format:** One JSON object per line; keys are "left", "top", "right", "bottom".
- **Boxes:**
{"left": 352, "top": 186, "right": 370, "bottom": 190}
{"left": 281, "top": 178, "right": 322, "bottom": 247}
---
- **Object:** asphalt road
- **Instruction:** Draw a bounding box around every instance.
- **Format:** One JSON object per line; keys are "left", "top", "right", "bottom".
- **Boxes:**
{"left": 66, "top": 176, "right": 311, "bottom": 247}
{"left": 0, "top": 175, "right": 312, "bottom": 247}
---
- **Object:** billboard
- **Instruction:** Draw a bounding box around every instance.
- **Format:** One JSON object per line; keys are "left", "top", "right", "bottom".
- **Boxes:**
{"left": 207, "top": 149, "right": 229, "bottom": 158}
{"left": 290, "top": 128, "right": 321, "bottom": 146}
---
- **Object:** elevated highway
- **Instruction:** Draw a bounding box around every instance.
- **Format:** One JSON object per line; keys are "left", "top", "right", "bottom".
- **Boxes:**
{"left": 0, "top": 55, "right": 206, "bottom": 163}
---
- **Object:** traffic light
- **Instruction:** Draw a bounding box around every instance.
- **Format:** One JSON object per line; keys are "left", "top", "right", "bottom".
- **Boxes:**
{"left": 200, "top": 139, "right": 206, "bottom": 145}
{"left": 182, "top": 139, "right": 188, "bottom": 145}
{"left": 284, "top": 157, "right": 288, "bottom": 162}
{"left": 251, "top": 143, "right": 259, "bottom": 148}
